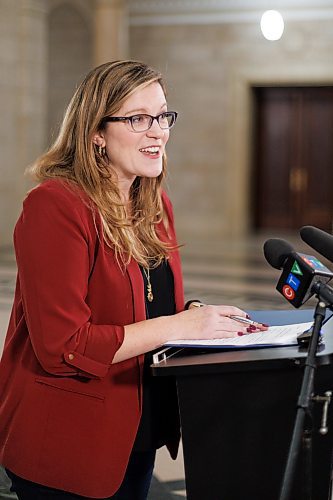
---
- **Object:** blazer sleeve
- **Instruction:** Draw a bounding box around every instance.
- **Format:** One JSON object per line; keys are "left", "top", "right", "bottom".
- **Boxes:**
{"left": 14, "top": 183, "right": 125, "bottom": 379}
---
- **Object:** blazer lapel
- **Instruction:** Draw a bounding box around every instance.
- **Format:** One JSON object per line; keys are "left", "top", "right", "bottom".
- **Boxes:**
{"left": 126, "top": 259, "right": 146, "bottom": 323}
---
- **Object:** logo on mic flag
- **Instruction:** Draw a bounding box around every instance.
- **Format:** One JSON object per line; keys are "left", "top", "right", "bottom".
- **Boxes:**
{"left": 301, "top": 255, "right": 325, "bottom": 270}
{"left": 286, "top": 272, "right": 301, "bottom": 290}
{"left": 291, "top": 261, "right": 303, "bottom": 276}
{"left": 282, "top": 285, "right": 295, "bottom": 300}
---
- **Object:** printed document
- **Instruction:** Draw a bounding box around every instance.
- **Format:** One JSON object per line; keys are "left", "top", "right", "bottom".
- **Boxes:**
{"left": 164, "top": 321, "right": 313, "bottom": 348}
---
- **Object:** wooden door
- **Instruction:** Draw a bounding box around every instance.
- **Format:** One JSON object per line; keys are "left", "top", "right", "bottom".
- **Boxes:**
{"left": 253, "top": 87, "right": 333, "bottom": 231}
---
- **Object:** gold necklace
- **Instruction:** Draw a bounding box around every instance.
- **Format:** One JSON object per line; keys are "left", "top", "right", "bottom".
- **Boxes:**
{"left": 142, "top": 267, "right": 154, "bottom": 302}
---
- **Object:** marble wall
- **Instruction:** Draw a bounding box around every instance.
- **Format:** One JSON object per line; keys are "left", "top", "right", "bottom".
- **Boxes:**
{"left": 1, "top": 0, "right": 333, "bottom": 248}
{"left": 0, "top": 0, "right": 48, "bottom": 246}
{"left": 0, "top": 0, "right": 128, "bottom": 248}
{"left": 129, "top": 1, "right": 333, "bottom": 243}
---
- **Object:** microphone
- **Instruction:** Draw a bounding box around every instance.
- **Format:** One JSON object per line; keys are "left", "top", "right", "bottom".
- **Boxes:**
{"left": 300, "top": 226, "right": 333, "bottom": 263}
{"left": 263, "top": 238, "right": 294, "bottom": 270}
{"left": 263, "top": 238, "right": 333, "bottom": 308}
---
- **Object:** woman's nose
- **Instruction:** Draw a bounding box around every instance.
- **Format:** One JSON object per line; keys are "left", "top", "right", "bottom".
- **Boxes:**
{"left": 147, "top": 119, "right": 165, "bottom": 138}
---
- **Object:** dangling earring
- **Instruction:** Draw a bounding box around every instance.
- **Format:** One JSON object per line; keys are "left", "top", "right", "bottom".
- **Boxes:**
{"left": 95, "top": 143, "right": 106, "bottom": 157}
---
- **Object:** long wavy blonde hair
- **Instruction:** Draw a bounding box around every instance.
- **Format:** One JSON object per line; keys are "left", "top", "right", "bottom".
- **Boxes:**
{"left": 28, "top": 60, "right": 174, "bottom": 267}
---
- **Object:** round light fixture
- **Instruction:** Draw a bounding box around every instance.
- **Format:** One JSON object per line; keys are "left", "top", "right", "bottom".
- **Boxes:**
{"left": 260, "top": 10, "right": 284, "bottom": 41}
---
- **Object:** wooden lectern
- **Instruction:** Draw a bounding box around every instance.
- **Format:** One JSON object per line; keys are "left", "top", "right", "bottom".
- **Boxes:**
{"left": 152, "top": 310, "right": 333, "bottom": 500}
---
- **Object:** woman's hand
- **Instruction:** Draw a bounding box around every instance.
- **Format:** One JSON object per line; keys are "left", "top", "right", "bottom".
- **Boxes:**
{"left": 116, "top": 304, "right": 269, "bottom": 363}
{"left": 168, "top": 304, "right": 269, "bottom": 341}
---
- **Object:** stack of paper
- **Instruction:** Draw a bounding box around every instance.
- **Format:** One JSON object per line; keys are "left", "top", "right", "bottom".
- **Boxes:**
{"left": 164, "top": 322, "right": 314, "bottom": 348}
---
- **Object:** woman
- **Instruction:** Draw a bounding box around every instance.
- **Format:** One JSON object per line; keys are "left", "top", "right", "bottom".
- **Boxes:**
{"left": 0, "top": 60, "right": 267, "bottom": 499}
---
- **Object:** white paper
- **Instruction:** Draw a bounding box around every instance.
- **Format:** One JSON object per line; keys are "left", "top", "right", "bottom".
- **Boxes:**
{"left": 164, "top": 321, "right": 314, "bottom": 348}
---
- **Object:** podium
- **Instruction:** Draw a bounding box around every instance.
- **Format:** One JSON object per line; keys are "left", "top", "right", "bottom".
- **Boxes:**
{"left": 151, "top": 310, "right": 333, "bottom": 500}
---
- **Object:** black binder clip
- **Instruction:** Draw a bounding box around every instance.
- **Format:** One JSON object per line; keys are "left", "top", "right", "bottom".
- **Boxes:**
{"left": 297, "top": 326, "right": 323, "bottom": 347}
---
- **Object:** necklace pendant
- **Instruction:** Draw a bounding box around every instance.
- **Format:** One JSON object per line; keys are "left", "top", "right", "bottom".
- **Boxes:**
{"left": 147, "top": 283, "right": 153, "bottom": 302}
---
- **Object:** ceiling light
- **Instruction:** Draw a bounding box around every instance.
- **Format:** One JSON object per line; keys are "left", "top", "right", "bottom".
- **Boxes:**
{"left": 260, "top": 10, "right": 284, "bottom": 41}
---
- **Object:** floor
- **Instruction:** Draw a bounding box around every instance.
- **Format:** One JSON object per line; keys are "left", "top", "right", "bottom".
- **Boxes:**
{"left": 0, "top": 233, "right": 320, "bottom": 499}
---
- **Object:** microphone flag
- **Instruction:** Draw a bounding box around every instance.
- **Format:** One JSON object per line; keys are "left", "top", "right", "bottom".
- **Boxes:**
{"left": 276, "top": 252, "right": 333, "bottom": 307}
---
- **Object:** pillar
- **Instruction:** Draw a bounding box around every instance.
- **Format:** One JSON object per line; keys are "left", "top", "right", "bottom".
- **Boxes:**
{"left": 94, "top": 0, "right": 129, "bottom": 66}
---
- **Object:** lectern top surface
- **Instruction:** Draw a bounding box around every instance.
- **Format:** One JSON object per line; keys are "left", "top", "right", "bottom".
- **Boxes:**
{"left": 151, "top": 309, "right": 333, "bottom": 376}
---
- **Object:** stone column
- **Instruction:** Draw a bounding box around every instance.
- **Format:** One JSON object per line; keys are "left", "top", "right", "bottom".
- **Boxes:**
{"left": 0, "top": 0, "right": 48, "bottom": 247}
{"left": 93, "top": 0, "right": 129, "bottom": 66}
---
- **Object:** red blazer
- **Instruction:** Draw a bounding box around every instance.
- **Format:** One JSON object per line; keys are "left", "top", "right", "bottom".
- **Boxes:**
{"left": 0, "top": 179, "right": 184, "bottom": 498}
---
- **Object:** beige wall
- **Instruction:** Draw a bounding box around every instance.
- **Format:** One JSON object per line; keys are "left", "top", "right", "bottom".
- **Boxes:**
{"left": 0, "top": 0, "right": 127, "bottom": 248}
{"left": 130, "top": 5, "right": 333, "bottom": 243}
{"left": 1, "top": 0, "right": 333, "bottom": 249}
{"left": 47, "top": 1, "right": 93, "bottom": 142}
{"left": 0, "top": 0, "right": 48, "bottom": 246}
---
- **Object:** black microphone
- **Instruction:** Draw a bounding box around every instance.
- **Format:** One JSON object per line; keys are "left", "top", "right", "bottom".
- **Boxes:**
{"left": 263, "top": 238, "right": 294, "bottom": 270}
{"left": 300, "top": 225, "right": 333, "bottom": 263}
{"left": 263, "top": 238, "right": 333, "bottom": 308}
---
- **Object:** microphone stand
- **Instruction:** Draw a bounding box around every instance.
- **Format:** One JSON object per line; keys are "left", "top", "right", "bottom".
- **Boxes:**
{"left": 279, "top": 297, "right": 327, "bottom": 500}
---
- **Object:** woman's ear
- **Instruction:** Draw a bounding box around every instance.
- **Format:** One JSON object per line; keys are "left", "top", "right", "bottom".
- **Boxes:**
{"left": 92, "top": 131, "right": 105, "bottom": 147}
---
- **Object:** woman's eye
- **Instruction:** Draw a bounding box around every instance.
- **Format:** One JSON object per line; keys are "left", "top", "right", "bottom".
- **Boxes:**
{"left": 132, "top": 115, "right": 145, "bottom": 123}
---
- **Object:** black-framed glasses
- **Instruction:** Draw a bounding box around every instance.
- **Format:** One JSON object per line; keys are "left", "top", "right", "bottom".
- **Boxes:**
{"left": 103, "top": 111, "right": 178, "bottom": 133}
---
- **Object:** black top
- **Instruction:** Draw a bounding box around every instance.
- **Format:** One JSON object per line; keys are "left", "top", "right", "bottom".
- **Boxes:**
{"left": 133, "top": 260, "right": 180, "bottom": 451}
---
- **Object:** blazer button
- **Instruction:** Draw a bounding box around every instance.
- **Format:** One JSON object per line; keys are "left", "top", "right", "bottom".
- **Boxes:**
{"left": 68, "top": 353, "right": 74, "bottom": 361}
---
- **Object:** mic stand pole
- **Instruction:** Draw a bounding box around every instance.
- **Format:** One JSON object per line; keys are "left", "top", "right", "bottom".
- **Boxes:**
{"left": 279, "top": 299, "right": 326, "bottom": 500}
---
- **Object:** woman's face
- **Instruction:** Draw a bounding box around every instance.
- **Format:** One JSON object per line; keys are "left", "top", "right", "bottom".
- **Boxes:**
{"left": 95, "top": 82, "right": 170, "bottom": 197}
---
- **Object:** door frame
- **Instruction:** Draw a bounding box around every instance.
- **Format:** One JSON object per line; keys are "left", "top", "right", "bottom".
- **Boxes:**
{"left": 226, "top": 69, "right": 333, "bottom": 237}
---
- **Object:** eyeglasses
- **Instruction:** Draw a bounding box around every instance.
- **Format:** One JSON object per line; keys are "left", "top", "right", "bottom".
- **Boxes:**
{"left": 103, "top": 111, "right": 178, "bottom": 133}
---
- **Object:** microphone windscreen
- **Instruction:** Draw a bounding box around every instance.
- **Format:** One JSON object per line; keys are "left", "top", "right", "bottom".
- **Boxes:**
{"left": 263, "top": 238, "right": 295, "bottom": 270}
{"left": 300, "top": 226, "right": 333, "bottom": 263}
